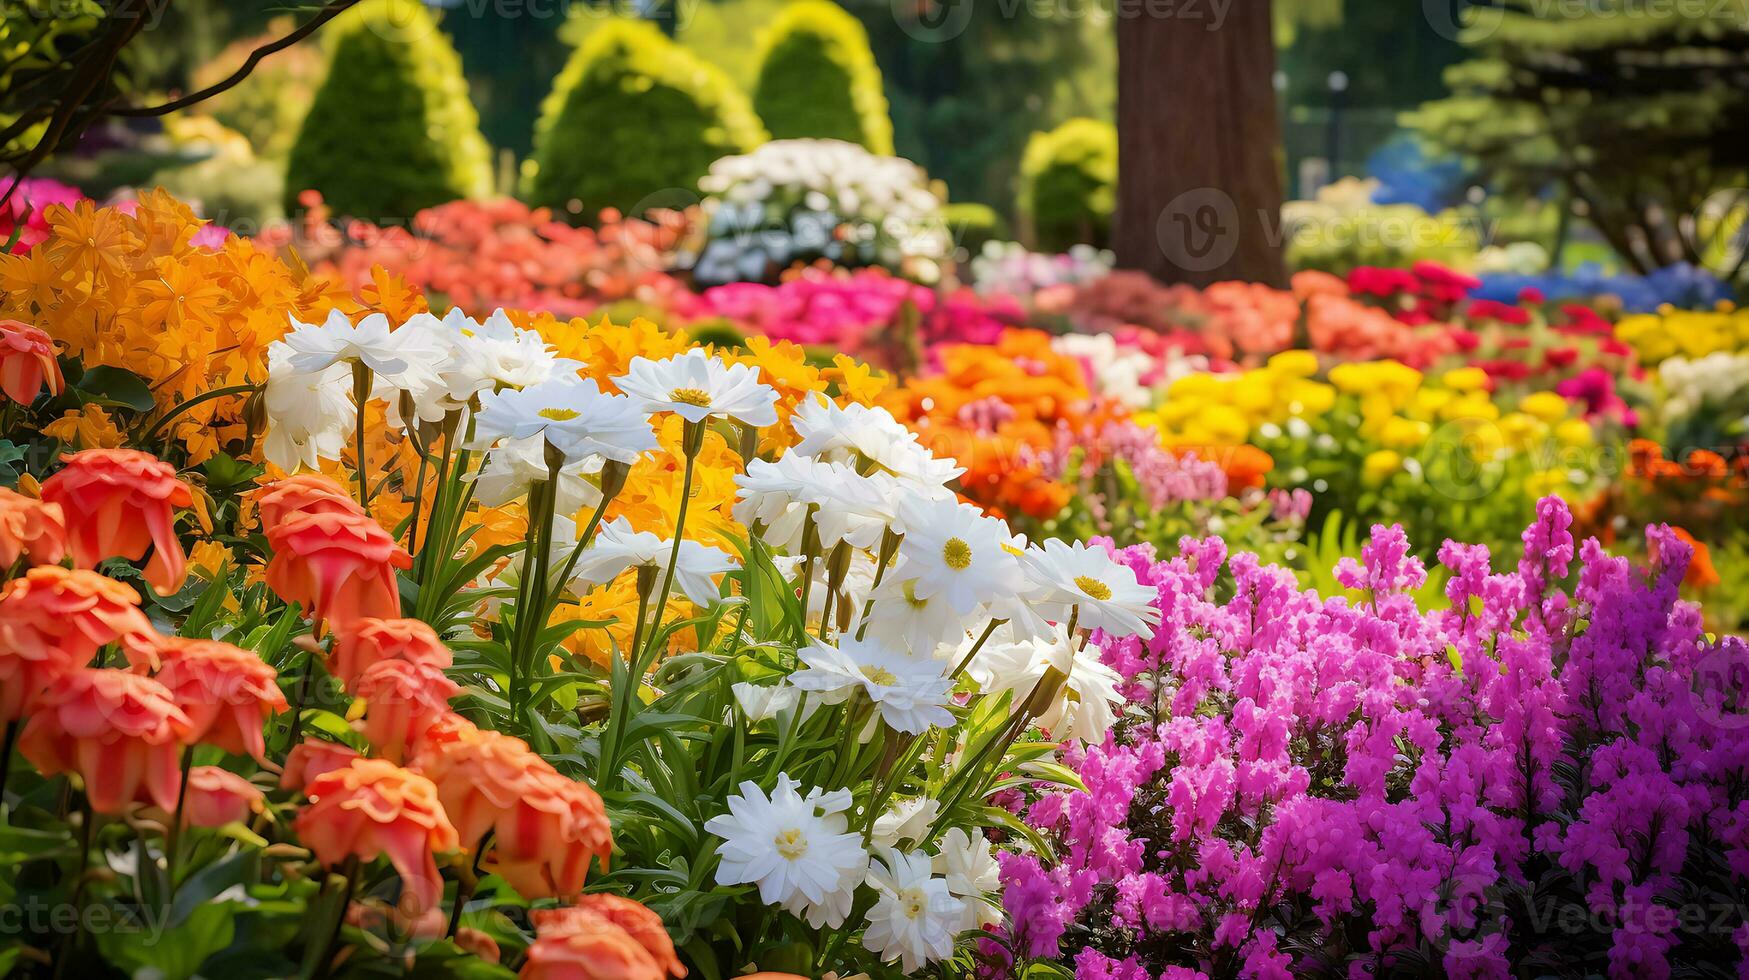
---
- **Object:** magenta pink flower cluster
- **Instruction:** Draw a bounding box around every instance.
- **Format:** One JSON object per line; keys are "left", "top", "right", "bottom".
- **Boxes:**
{"left": 992, "top": 497, "right": 1749, "bottom": 979}
{"left": 1025, "top": 420, "right": 1230, "bottom": 515}
{"left": 699, "top": 268, "right": 1022, "bottom": 351}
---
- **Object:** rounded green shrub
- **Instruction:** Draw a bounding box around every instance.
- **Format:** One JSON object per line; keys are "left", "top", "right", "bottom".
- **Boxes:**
{"left": 942, "top": 201, "right": 1006, "bottom": 257}
{"left": 523, "top": 18, "right": 766, "bottom": 223}
{"left": 750, "top": 1, "right": 892, "bottom": 155}
{"left": 283, "top": 0, "right": 492, "bottom": 219}
{"left": 1018, "top": 117, "right": 1117, "bottom": 251}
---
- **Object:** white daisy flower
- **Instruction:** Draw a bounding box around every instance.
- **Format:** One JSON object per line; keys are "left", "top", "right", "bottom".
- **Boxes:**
{"left": 261, "top": 344, "right": 350, "bottom": 472}
{"left": 790, "top": 635, "right": 954, "bottom": 735}
{"left": 1023, "top": 539, "right": 1161, "bottom": 639}
{"left": 791, "top": 396, "right": 964, "bottom": 490}
{"left": 861, "top": 849, "right": 965, "bottom": 973}
{"left": 934, "top": 827, "right": 1002, "bottom": 931}
{"left": 281, "top": 310, "right": 437, "bottom": 385}
{"left": 568, "top": 518, "right": 737, "bottom": 607}
{"left": 730, "top": 682, "right": 821, "bottom": 724}
{"left": 968, "top": 627, "right": 1123, "bottom": 745}
{"left": 452, "top": 309, "right": 569, "bottom": 392}
{"left": 467, "top": 434, "right": 602, "bottom": 511}
{"left": 863, "top": 575, "right": 968, "bottom": 659}
{"left": 614, "top": 348, "right": 779, "bottom": 427}
{"left": 871, "top": 797, "right": 939, "bottom": 850}
{"left": 706, "top": 775, "right": 868, "bottom": 929}
{"left": 891, "top": 498, "right": 1028, "bottom": 617}
{"left": 470, "top": 375, "right": 656, "bottom": 465}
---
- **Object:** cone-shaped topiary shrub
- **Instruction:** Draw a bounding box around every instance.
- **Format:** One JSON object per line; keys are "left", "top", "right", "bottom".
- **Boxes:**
{"left": 750, "top": 0, "right": 892, "bottom": 155}
{"left": 283, "top": 0, "right": 492, "bottom": 219}
{"left": 522, "top": 18, "right": 766, "bottom": 223}
{"left": 1018, "top": 117, "right": 1116, "bottom": 251}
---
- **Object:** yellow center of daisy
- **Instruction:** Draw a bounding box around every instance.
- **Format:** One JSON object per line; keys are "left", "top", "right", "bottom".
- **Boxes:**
{"left": 773, "top": 828, "right": 808, "bottom": 860}
{"left": 903, "top": 890, "right": 927, "bottom": 919}
{"left": 1075, "top": 575, "right": 1112, "bottom": 601}
{"left": 537, "top": 407, "right": 580, "bottom": 421}
{"left": 669, "top": 387, "right": 713, "bottom": 407}
{"left": 861, "top": 665, "right": 898, "bottom": 686}
{"left": 942, "top": 538, "right": 972, "bottom": 570}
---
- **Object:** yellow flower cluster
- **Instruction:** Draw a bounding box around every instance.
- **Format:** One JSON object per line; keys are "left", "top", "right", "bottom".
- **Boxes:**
{"left": 1138, "top": 351, "right": 1336, "bottom": 447}
{"left": 1615, "top": 304, "right": 1749, "bottom": 364}
{"left": 0, "top": 192, "right": 389, "bottom": 461}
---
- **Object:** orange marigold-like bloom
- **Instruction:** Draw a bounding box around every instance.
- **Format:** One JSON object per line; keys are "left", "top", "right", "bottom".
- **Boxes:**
{"left": 41, "top": 448, "right": 194, "bottom": 595}
{"left": 294, "top": 758, "right": 460, "bottom": 919}
{"left": 17, "top": 668, "right": 194, "bottom": 813}
{"left": 0, "top": 318, "right": 63, "bottom": 406}
{"left": 0, "top": 487, "right": 67, "bottom": 570}
{"left": 264, "top": 510, "right": 411, "bottom": 631}
{"left": 352, "top": 659, "right": 459, "bottom": 763}
{"left": 1668, "top": 527, "right": 1721, "bottom": 591}
{"left": 280, "top": 738, "right": 363, "bottom": 792}
{"left": 330, "top": 617, "right": 452, "bottom": 691}
{"left": 416, "top": 726, "right": 612, "bottom": 900}
{"left": 254, "top": 474, "right": 364, "bottom": 528}
{"left": 532, "top": 897, "right": 684, "bottom": 978}
{"left": 0, "top": 566, "right": 152, "bottom": 720}
{"left": 178, "top": 765, "right": 266, "bottom": 827}
{"left": 128, "top": 634, "right": 287, "bottom": 762}
{"left": 519, "top": 920, "right": 667, "bottom": 980}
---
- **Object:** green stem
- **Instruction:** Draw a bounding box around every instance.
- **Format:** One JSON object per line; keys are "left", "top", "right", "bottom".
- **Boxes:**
{"left": 350, "top": 363, "right": 372, "bottom": 507}
{"left": 314, "top": 856, "right": 360, "bottom": 980}
{"left": 134, "top": 383, "right": 260, "bottom": 447}
{"left": 545, "top": 490, "right": 614, "bottom": 612}
{"left": 949, "top": 618, "right": 1005, "bottom": 680}
{"left": 165, "top": 746, "right": 193, "bottom": 894}
{"left": 0, "top": 720, "right": 18, "bottom": 802}
{"left": 640, "top": 422, "right": 702, "bottom": 664}
{"left": 854, "top": 527, "right": 903, "bottom": 641}
{"left": 509, "top": 475, "right": 556, "bottom": 729}
{"left": 54, "top": 801, "right": 98, "bottom": 979}
{"left": 404, "top": 448, "right": 430, "bottom": 552}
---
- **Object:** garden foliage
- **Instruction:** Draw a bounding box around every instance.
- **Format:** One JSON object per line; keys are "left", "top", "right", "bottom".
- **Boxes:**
{"left": 751, "top": 0, "right": 894, "bottom": 155}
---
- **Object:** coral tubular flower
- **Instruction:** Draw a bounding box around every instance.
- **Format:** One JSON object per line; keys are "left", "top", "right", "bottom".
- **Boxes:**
{"left": 294, "top": 758, "right": 460, "bottom": 919}
{"left": 0, "top": 318, "right": 63, "bottom": 406}
{"left": 518, "top": 921, "right": 667, "bottom": 980}
{"left": 178, "top": 765, "right": 266, "bottom": 828}
{"left": 415, "top": 724, "right": 612, "bottom": 899}
{"left": 17, "top": 668, "right": 194, "bottom": 813}
{"left": 0, "top": 486, "right": 67, "bottom": 571}
{"left": 131, "top": 634, "right": 287, "bottom": 762}
{"left": 254, "top": 474, "right": 366, "bottom": 528}
{"left": 531, "top": 897, "right": 685, "bottom": 978}
{"left": 264, "top": 509, "right": 411, "bottom": 631}
{"left": 329, "top": 617, "right": 452, "bottom": 691}
{"left": 352, "top": 659, "right": 459, "bottom": 763}
{"left": 41, "top": 449, "right": 194, "bottom": 595}
{"left": 279, "top": 738, "right": 363, "bottom": 792}
{"left": 0, "top": 566, "right": 152, "bottom": 721}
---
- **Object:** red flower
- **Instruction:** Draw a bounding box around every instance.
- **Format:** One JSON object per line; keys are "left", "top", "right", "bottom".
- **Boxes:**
{"left": 0, "top": 487, "right": 67, "bottom": 570}
{"left": 532, "top": 897, "right": 684, "bottom": 977}
{"left": 128, "top": 634, "right": 287, "bottom": 762}
{"left": 0, "top": 567, "right": 152, "bottom": 721}
{"left": 18, "top": 668, "right": 194, "bottom": 813}
{"left": 41, "top": 449, "right": 194, "bottom": 595}
{"left": 254, "top": 474, "right": 365, "bottom": 528}
{"left": 330, "top": 617, "right": 452, "bottom": 691}
{"left": 351, "top": 660, "right": 458, "bottom": 763}
{"left": 294, "top": 758, "right": 460, "bottom": 919}
{"left": 177, "top": 766, "right": 266, "bottom": 827}
{"left": 264, "top": 510, "right": 410, "bottom": 632}
{"left": 0, "top": 319, "right": 63, "bottom": 406}
{"left": 280, "top": 739, "right": 363, "bottom": 792}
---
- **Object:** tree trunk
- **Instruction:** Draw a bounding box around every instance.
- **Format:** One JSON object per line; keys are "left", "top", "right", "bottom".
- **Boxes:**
{"left": 1114, "top": 0, "right": 1288, "bottom": 287}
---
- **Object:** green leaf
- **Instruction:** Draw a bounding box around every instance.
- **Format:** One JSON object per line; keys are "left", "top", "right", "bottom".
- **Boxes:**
{"left": 72, "top": 365, "right": 155, "bottom": 412}
{"left": 94, "top": 900, "right": 237, "bottom": 980}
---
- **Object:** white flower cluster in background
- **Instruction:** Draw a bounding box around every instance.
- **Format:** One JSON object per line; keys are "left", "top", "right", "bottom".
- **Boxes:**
{"left": 1659, "top": 350, "right": 1749, "bottom": 421}
{"left": 970, "top": 240, "right": 1113, "bottom": 297}
{"left": 1050, "top": 331, "right": 1209, "bottom": 411}
{"left": 697, "top": 138, "right": 951, "bottom": 283}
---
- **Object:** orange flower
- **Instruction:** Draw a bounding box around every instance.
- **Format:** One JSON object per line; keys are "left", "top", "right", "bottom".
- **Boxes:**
{"left": 532, "top": 897, "right": 683, "bottom": 978}
{"left": 0, "top": 319, "right": 63, "bottom": 405}
{"left": 177, "top": 765, "right": 266, "bottom": 827}
{"left": 128, "top": 634, "right": 287, "bottom": 762}
{"left": 1668, "top": 527, "right": 1721, "bottom": 591}
{"left": 41, "top": 449, "right": 194, "bottom": 595}
{"left": 0, "top": 566, "right": 152, "bottom": 720}
{"left": 519, "top": 920, "right": 667, "bottom": 980}
{"left": 330, "top": 617, "right": 452, "bottom": 691}
{"left": 280, "top": 738, "right": 363, "bottom": 792}
{"left": 351, "top": 660, "right": 459, "bottom": 763}
{"left": 455, "top": 927, "right": 501, "bottom": 964}
{"left": 17, "top": 668, "right": 194, "bottom": 813}
{"left": 294, "top": 758, "right": 460, "bottom": 919}
{"left": 0, "top": 487, "right": 67, "bottom": 570}
{"left": 415, "top": 725, "right": 612, "bottom": 900}
{"left": 264, "top": 510, "right": 411, "bottom": 631}
{"left": 255, "top": 474, "right": 365, "bottom": 528}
